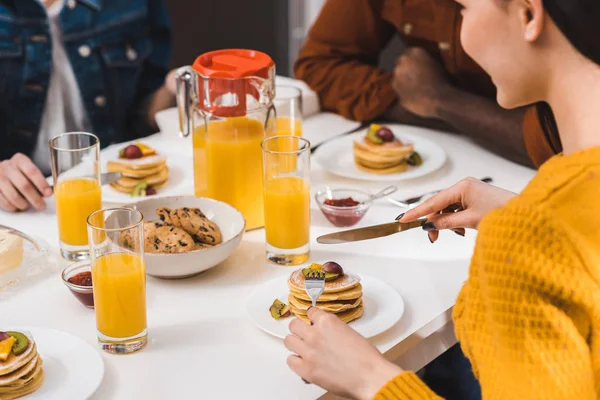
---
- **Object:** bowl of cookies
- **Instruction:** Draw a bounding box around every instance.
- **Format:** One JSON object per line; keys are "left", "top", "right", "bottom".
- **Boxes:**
{"left": 129, "top": 196, "right": 245, "bottom": 279}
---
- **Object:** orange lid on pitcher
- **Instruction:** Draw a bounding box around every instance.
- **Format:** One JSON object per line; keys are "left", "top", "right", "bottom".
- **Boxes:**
{"left": 192, "top": 49, "right": 275, "bottom": 117}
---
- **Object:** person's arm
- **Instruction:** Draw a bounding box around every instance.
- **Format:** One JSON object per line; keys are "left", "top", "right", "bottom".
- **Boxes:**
{"left": 125, "top": 0, "right": 174, "bottom": 140}
{"left": 293, "top": 0, "right": 397, "bottom": 122}
{"left": 390, "top": 47, "right": 539, "bottom": 167}
{"left": 453, "top": 206, "right": 597, "bottom": 399}
{"left": 435, "top": 86, "right": 533, "bottom": 166}
{"left": 383, "top": 101, "right": 458, "bottom": 133}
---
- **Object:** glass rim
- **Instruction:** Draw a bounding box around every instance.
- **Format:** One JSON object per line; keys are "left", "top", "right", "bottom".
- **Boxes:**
{"left": 275, "top": 85, "right": 303, "bottom": 100}
{"left": 49, "top": 132, "right": 100, "bottom": 152}
{"left": 261, "top": 135, "right": 311, "bottom": 155}
{"left": 61, "top": 260, "right": 93, "bottom": 292}
{"left": 87, "top": 207, "right": 144, "bottom": 232}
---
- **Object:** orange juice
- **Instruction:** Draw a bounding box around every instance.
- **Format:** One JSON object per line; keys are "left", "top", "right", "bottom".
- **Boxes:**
{"left": 55, "top": 178, "right": 102, "bottom": 246}
{"left": 274, "top": 117, "right": 303, "bottom": 172}
{"left": 264, "top": 176, "right": 310, "bottom": 249}
{"left": 276, "top": 116, "right": 302, "bottom": 137}
{"left": 92, "top": 252, "right": 147, "bottom": 338}
{"left": 193, "top": 117, "right": 266, "bottom": 230}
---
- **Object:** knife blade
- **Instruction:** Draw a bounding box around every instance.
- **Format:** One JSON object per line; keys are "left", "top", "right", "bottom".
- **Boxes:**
{"left": 49, "top": 172, "right": 122, "bottom": 190}
{"left": 316, "top": 219, "right": 427, "bottom": 244}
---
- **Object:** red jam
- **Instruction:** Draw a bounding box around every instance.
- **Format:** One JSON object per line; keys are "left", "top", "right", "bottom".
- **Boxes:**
{"left": 321, "top": 211, "right": 363, "bottom": 227}
{"left": 68, "top": 271, "right": 92, "bottom": 287}
{"left": 66, "top": 271, "right": 94, "bottom": 308}
{"left": 324, "top": 197, "right": 360, "bottom": 207}
{"left": 70, "top": 291, "right": 94, "bottom": 308}
{"left": 320, "top": 197, "right": 366, "bottom": 227}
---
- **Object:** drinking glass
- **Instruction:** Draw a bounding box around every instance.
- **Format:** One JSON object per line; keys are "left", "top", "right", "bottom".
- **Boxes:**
{"left": 274, "top": 86, "right": 303, "bottom": 137}
{"left": 262, "top": 136, "right": 311, "bottom": 266}
{"left": 87, "top": 208, "right": 147, "bottom": 354}
{"left": 49, "top": 132, "right": 102, "bottom": 261}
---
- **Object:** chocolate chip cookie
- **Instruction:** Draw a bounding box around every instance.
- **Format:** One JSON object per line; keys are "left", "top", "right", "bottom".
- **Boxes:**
{"left": 156, "top": 207, "right": 173, "bottom": 225}
{"left": 170, "top": 207, "right": 222, "bottom": 245}
{"left": 145, "top": 225, "right": 195, "bottom": 254}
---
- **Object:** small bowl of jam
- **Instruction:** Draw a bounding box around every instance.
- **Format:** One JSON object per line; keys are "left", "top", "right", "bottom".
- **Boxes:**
{"left": 315, "top": 187, "right": 372, "bottom": 227}
{"left": 61, "top": 261, "right": 94, "bottom": 309}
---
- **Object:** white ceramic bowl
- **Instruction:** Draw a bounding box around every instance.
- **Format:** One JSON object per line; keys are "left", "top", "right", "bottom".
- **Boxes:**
{"left": 129, "top": 196, "right": 245, "bottom": 279}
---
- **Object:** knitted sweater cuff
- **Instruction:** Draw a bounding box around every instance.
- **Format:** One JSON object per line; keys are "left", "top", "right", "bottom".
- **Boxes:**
{"left": 374, "top": 371, "right": 442, "bottom": 400}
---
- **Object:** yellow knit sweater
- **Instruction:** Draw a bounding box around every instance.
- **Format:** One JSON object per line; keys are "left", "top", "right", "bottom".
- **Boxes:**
{"left": 375, "top": 148, "right": 600, "bottom": 399}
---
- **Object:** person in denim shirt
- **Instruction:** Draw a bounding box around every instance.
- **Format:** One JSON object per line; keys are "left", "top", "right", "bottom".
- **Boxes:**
{"left": 0, "top": 0, "right": 175, "bottom": 213}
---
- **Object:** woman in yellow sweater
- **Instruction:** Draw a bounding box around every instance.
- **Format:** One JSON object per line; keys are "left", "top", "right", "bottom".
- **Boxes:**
{"left": 284, "top": 0, "right": 600, "bottom": 398}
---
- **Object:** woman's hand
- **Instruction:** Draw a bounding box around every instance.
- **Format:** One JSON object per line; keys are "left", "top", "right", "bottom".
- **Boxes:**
{"left": 0, "top": 153, "right": 52, "bottom": 212}
{"left": 285, "top": 307, "right": 402, "bottom": 400}
{"left": 398, "top": 177, "right": 516, "bottom": 242}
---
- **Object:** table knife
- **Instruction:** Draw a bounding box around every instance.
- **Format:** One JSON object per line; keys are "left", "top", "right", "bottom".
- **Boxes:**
{"left": 49, "top": 172, "right": 122, "bottom": 190}
{"left": 316, "top": 219, "right": 427, "bottom": 244}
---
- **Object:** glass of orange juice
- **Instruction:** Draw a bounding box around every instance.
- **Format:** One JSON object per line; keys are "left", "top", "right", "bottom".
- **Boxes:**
{"left": 49, "top": 132, "right": 102, "bottom": 261}
{"left": 262, "top": 136, "right": 311, "bottom": 266}
{"left": 274, "top": 86, "right": 303, "bottom": 137}
{"left": 87, "top": 208, "right": 147, "bottom": 354}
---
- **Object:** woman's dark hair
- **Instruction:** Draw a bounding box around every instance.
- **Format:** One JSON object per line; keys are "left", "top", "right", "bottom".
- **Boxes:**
{"left": 536, "top": 1, "right": 600, "bottom": 154}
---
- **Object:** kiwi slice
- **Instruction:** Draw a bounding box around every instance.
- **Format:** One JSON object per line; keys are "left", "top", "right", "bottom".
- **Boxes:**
{"left": 132, "top": 180, "right": 148, "bottom": 197}
{"left": 7, "top": 331, "right": 29, "bottom": 356}
{"left": 324, "top": 272, "right": 340, "bottom": 282}
{"left": 269, "top": 299, "right": 291, "bottom": 320}
{"left": 407, "top": 151, "right": 423, "bottom": 166}
{"left": 366, "top": 129, "right": 383, "bottom": 145}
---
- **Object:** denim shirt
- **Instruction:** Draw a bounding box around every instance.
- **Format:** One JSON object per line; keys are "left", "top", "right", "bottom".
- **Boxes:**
{"left": 0, "top": 0, "right": 172, "bottom": 161}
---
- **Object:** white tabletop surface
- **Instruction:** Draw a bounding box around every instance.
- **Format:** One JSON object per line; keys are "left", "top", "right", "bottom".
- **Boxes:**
{"left": 0, "top": 118, "right": 536, "bottom": 400}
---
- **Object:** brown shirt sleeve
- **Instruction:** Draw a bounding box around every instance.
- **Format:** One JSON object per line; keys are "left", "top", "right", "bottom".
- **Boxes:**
{"left": 293, "top": 0, "right": 398, "bottom": 121}
{"left": 522, "top": 106, "right": 558, "bottom": 168}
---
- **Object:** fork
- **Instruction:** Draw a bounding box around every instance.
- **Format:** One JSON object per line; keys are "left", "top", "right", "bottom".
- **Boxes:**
{"left": 304, "top": 269, "right": 326, "bottom": 308}
{"left": 301, "top": 269, "right": 326, "bottom": 384}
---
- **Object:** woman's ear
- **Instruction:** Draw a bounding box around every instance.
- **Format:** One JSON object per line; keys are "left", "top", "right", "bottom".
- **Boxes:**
{"left": 522, "top": 0, "right": 545, "bottom": 42}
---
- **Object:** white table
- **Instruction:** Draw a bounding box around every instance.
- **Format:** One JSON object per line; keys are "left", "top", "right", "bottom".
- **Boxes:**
{"left": 0, "top": 120, "right": 535, "bottom": 400}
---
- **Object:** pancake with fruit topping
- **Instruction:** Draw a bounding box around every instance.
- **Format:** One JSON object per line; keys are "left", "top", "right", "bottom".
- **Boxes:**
{"left": 0, "top": 331, "right": 44, "bottom": 399}
{"left": 286, "top": 262, "right": 364, "bottom": 324}
{"left": 107, "top": 142, "right": 169, "bottom": 196}
{"left": 353, "top": 124, "right": 422, "bottom": 174}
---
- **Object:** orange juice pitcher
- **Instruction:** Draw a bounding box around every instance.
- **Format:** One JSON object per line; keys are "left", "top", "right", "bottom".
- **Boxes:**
{"left": 175, "top": 50, "right": 276, "bottom": 230}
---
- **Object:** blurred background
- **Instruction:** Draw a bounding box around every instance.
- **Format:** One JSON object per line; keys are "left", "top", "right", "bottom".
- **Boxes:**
{"left": 165, "top": 0, "right": 403, "bottom": 76}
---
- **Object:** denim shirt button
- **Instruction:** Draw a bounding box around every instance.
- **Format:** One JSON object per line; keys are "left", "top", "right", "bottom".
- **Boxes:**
{"left": 126, "top": 47, "right": 138, "bottom": 61}
{"left": 95, "top": 96, "right": 106, "bottom": 107}
{"left": 78, "top": 45, "right": 91, "bottom": 58}
{"left": 67, "top": 0, "right": 77, "bottom": 9}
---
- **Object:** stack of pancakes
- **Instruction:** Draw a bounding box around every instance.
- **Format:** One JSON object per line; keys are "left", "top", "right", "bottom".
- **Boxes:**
{"left": 108, "top": 154, "right": 169, "bottom": 195}
{"left": 0, "top": 333, "right": 43, "bottom": 399}
{"left": 353, "top": 138, "right": 414, "bottom": 174}
{"left": 287, "top": 269, "right": 363, "bottom": 324}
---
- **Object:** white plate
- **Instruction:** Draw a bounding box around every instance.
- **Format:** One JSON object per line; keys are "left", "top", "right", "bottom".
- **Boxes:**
{"left": 8, "top": 327, "right": 104, "bottom": 400}
{"left": 313, "top": 128, "right": 447, "bottom": 182}
{"left": 99, "top": 140, "right": 194, "bottom": 204}
{"left": 246, "top": 275, "right": 404, "bottom": 339}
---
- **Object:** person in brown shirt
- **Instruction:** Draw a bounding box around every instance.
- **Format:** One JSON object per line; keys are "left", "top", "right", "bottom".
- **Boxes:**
{"left": 295, "top": 0, "right": 561, "bottom": 167}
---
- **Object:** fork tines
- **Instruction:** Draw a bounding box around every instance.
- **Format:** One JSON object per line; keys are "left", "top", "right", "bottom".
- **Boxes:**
{"left": 305, "top": 270, "right": 326, "bottom": 280}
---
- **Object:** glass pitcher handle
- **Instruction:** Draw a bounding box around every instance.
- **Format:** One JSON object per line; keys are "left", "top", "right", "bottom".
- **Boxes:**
{"left": 175, "top": 66, "right": 196, "bottom": 138}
